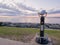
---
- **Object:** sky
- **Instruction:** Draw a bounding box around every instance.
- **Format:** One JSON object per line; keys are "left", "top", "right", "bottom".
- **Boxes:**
{"left": 0, "top": 0, "right": 60, "bottom": 23}
{"left": 23, "top": 0, "right": 60, "bottom": 10}
{"left": 0, "top": 0, "right": 60, "bottom": 16}
{"left": 0, "top": 0, "right": 60, "bottom": 10}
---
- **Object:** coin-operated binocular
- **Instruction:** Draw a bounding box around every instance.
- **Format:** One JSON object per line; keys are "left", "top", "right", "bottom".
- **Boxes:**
{"left": 36, "top": 10, "right": 49, "bottom": 44}
{"left": 38, "top": 10, "right": 47, "bottom": 17}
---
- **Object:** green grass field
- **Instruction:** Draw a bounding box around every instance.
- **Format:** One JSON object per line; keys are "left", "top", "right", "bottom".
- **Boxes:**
{"left": 45, "top": 30, "right": 60, "bottom": 45}
{"left": 0, "top": 26, "right": 39, "bottom": 42}
{"left": 0, "top": 26, "right": 60, "bottom": 45}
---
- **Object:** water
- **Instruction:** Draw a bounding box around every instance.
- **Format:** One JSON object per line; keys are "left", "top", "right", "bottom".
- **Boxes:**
{"left": 45, "top": 17, "right": 60, "bottom": 24}
{"left": 0, "top": 16, "right": 60, "bottom": 24}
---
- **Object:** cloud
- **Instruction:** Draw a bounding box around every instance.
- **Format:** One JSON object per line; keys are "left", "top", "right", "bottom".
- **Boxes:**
{"left": 0, "top": 10, "right": 20, "bottom": 16}
{"left": 14, "top": 3, "right": 37, "bottom": 12}
{"left": 48, "top": 9, "right": 60, "bottom": 14}
{"left": 1, "top": 2, "right": 60, "bottom": 16}
{"left": 0, "top": 3, "right": 20, "bottom": 12}
{"left": 0, "top": 3, "right": 25, "bottom": 15}
{"left": 0, "top": 2, "right": 37, "bottom": 16}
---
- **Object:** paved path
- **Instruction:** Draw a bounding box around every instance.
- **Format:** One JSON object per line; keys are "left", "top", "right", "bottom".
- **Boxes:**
{"left": 0, "top": 37, "right": 39, "bottom": 45}
{"left": 0, "top": 38, "right": 28, "bottom": 45}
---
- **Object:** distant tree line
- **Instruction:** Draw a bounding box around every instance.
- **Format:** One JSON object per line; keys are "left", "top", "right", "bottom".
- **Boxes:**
{"left": 0, "top": 22, "right": 3, "bottom": 26}
{"left": 0, "top": 22, "right": 60, "bottom": 29}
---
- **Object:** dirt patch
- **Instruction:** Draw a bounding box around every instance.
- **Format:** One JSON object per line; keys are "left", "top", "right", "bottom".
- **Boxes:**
{"left": 19, "top": 34, "right": 35, "bottom": 43}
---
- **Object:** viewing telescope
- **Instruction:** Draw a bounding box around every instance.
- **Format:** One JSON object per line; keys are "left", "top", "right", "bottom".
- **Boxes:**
{"left": 36, "top": 10, "right": 48, "bottom": 44}
{"left": 38, "top": 10, "right": 47, "bottom": 17}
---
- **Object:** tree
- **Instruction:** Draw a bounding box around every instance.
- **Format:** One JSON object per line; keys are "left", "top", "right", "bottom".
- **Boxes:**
{"left": 0, "top": 22, "right": 2, "bottom": 26}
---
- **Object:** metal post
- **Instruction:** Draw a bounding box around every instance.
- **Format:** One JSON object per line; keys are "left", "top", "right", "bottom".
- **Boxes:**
{"left": 40, "top": 16, "right": 44, "bottom": 44}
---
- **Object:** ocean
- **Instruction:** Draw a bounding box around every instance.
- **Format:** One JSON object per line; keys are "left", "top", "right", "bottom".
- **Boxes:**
{"left": 0, "top": 16, "right": 60, "bottom": 24}
{"left": 45, "top": 17, "right": 60, "bottom": 24}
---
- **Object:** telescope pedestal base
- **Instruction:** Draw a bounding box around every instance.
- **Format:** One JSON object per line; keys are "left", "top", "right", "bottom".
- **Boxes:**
{"left": 36, "top": 37, "right": 49, "bottom": 44}
{"left": 35, "top": 33, "right": 52, "bottom": 44}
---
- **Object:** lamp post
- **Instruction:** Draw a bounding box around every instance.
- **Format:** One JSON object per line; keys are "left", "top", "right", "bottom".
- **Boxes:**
{"left": 36, "top": 10, "right": 48, "bottom": 44}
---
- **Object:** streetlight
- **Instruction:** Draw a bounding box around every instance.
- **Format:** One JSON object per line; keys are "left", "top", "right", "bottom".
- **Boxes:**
{"left": 36, "top": 10, "right": 49, "bottom": 44}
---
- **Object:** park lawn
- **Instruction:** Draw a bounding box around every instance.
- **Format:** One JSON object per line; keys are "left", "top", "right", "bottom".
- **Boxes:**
{"left": 45, "top": 30, "right": 60, "bottom": 45}
{"left": 0, "top": 26, "right": 60, "bottom": 45}
{"left": 45, "top": 30, "right": 60, "bottom": 40}
{"left": 0, "top": 26, "right": 39, "bottom": 42}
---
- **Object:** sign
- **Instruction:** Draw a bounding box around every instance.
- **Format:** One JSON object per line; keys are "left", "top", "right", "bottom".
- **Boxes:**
{"left": 40, "top": 25, "right": 44, "bottom": 31}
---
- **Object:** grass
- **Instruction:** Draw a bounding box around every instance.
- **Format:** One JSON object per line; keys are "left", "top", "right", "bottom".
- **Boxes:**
{"left": 0, "top": 26, "right": 60, "bottom": 45}
{"left": 45, "top": 30, "right": 60, "bottom": 45}
{"left": 45, "top": 30, "right": 60, "bottom": 40}
{"left": 0, "top": 26, "right": 39, "bottom": 42}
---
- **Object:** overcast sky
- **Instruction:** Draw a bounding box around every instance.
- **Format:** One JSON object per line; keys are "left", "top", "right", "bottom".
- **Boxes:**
{"left": 0, "top": 0, "right": 60, "bottom": 15}
{"left": 23, "top": 0, "right": 60, "bottom": 10}
{"left": 0, "top": 0, "right": 60, "bottom": 23}
{"left": 0, "top": 0, "right": 60, "bottom": 10}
